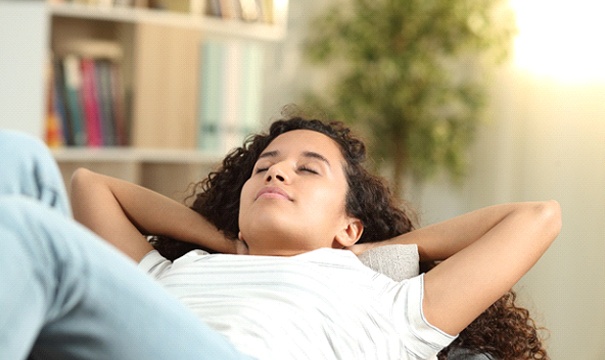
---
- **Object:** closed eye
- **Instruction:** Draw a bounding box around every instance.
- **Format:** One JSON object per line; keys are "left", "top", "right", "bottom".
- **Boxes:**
{"left": 255, "top": 167, "right": 269, "bottom": 174}
{"left": 299, "top": 166, "right": 319, "bottom": 174}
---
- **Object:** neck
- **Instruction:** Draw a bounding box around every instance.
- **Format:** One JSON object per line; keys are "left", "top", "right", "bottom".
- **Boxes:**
{"left": 241, "top": 230, "right": 336, "bottom": 256}
{"left": 246, "top": 244, "right": 311, "bottom": 257}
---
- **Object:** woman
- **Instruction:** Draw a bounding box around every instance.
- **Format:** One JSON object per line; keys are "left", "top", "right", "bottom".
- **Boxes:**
{"left": 145, "top": 117, "right": 556, "bottom": 359}
{"left": 146, "top": 117, "right": 555, "bottom": 359}
{"left": 1, "top": 116, "right": 559, "bottom": 359}
{"left": 72, "top": 116, "right": 560, "bottom": 359}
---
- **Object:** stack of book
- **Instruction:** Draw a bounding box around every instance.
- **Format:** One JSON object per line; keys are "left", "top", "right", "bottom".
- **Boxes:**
{"left": 47, "top": 40, "right": 128, "bottom": 147}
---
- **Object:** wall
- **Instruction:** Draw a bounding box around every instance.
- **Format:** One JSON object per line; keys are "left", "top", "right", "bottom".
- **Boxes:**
{"left": 421, "top": 68, "right": 605, "bottom": 359}
{"left": 269, "top": 1, "right": 605, "bottom": 358}
{"left": 0, "top": 0, "right": 49, "bottom": 137}
{"left": 504, "top": 72, "right": 605, "bottom": 359}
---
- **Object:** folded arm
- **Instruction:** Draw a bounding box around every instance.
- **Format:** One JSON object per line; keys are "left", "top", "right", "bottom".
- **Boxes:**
{"left": 70, "top": 168, "right": 237, "bottom": 262}
{"left": 354, "top": 201, "right": 561, "bottom": 336}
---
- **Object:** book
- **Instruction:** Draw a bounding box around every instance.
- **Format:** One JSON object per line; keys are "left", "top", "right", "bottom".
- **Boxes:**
{"left": 221, "top": 40, "right": 243, "bottom": 152}
{"left": 52, "top": 58, "right": 74, "bottom": 146}
{"left": 239, "top": 0, "right": 259, "bottom": 22}
{"left": 62, "top": 55, "right": 87, "bottom": 146}
{"left": 198, "top": 40, "right": 224, "bottom": 152}
{"left": 45, "top": 59, "right": 64, "bottom": 148}
{"left": 219, "top": 0, "right": 236, "bottom": 19}
{"left": 207, "top": 0, "right": 221, "bottom": 16}
{"left": 110, "top": 61, "right": 128, "bottom": 146}
{"left": 239, "top": 42, "right": 263, "bottom": 136}
{"left": 95, "top": 59, "right": 116, "bottom": 146}
{"left": 80, "top": 58, "right": 103, "bottom": 147}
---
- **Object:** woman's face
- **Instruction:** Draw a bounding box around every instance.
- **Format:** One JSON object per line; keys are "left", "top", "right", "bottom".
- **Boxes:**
{"left": 238, "top": 130, "right": 362, "bottom": 256}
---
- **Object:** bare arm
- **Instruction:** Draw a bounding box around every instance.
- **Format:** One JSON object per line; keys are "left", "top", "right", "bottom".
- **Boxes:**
{"left": 352, "top": 201, "right": 561, "bottom": 336}
{"left": 70, "top": 168, "right": 238, "bottom": 262}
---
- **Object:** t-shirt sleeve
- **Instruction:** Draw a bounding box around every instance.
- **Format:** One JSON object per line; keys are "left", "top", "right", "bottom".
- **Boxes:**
{"left": 138, "top": 249, "right": 173, "bottom": 279}
{"left": 389, "top": 274, "right": 458, "bottom": 359}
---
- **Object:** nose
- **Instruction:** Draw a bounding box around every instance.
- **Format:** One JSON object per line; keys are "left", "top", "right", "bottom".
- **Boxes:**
{"left": 265, "top": 164, "right": 288, "bottom": 183}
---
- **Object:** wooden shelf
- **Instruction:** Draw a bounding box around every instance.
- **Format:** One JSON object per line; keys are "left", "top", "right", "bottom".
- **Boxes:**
{"left": 49, "top": 2, "right": 287, "bottom": 41}
{"left": 52, "top": 147, "right": 223, "bottom": 164}
{"left": 53, "top": 147, "right": 224, "bottom": 200}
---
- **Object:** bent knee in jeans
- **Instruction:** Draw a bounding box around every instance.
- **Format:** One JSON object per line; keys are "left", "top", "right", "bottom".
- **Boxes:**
{"left": 0, "top": 130, "right": 71, "bottom": 215}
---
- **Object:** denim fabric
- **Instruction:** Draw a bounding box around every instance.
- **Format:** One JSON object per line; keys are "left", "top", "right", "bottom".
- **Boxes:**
{"left": 0, "top": 130, "right": 250, "bottom": 360}
{"left": 0, "top": 130, "right": 71, "bottom": 215}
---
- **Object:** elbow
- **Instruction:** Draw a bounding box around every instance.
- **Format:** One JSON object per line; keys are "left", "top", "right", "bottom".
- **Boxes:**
{"left": 70, "top": 167, "right": 94, "bottom": 195}
{"left": 536, "top": 200, "right": 562, "bottom": 243}
{"left": 70, "top": 168, "right": 105, "bottom": 205}
{"left": 70, "top": 168, "right": 107, "bottom": 224}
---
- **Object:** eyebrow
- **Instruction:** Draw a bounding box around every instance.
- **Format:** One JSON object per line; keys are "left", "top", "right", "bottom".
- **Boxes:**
{"left": 258, "top": 150, "right": 332, "bottom": 168}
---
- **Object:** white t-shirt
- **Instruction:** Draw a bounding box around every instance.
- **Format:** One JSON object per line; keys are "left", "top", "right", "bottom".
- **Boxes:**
{"left": 139, "top": 248, "right": 455, "bottom": 359}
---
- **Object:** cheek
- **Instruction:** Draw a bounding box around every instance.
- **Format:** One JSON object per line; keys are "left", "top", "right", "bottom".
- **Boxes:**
{"left": 308, "top": 184, "right": 348, "bottom": 217}
{"left": 241, "top": 177, "right": 257, "bottom": 200}
{"left": 239, "top": 181, "right": 254, "bottom": 215}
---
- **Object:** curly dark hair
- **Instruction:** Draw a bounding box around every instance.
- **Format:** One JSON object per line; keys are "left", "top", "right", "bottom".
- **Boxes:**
{"left": 440, "top": 291, "right": 550, "bottom": 359}
{"left": 151, "top": 115, "right": 549, "bottom": 360}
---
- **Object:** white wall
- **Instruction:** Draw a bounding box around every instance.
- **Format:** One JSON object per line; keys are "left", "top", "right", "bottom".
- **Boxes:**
{"left": 386, "top": 68, "right": 605, "bottom": 360}
{"left": 505, "top": 72, "right": 605, "bottom": 359}
{"left": 0, "top": 0, "right": 49, "bottom": 137}
{"left": 268, "top": 1, "right": 605, "bottom": 358}
{"left": 420, "top": 68, "right": 605, "bottom": 359}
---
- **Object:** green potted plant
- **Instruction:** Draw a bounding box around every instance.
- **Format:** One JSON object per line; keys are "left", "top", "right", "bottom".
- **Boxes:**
{"left": 302, "top": 0, "right": 516, "bottom": 197}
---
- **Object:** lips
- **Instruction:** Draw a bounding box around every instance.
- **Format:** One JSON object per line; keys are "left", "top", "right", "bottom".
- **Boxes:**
{"left": 255, "top": 186, "right": 292, "bottom": 201}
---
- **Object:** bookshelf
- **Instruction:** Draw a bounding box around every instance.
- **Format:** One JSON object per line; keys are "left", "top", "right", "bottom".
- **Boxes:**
{"left": 49, "top": 2, "right": 287, "bottom": 41}
{"left": 38, "top": 1, "right": 289, "bottom": 199}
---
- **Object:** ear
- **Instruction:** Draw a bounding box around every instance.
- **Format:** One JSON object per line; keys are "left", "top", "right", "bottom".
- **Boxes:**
{"left": 333, "top": 218, "right": 364, "bottom": 248}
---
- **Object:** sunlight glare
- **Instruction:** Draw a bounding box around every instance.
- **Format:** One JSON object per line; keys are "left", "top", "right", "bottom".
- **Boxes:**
{"left": 510, "top": 0, "right": 605, "bottom": 83}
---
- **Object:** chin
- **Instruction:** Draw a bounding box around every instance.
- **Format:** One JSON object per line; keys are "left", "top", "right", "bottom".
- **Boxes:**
{"left": 241, "top": 225, "right": 309, "bottom": 253}
{"left": 243, "top": 210, "right": 293, "bottom": 234}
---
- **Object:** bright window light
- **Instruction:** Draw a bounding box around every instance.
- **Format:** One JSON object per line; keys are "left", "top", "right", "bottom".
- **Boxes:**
{"left": 510, "top": 0, "right": 605, "bottom": 83}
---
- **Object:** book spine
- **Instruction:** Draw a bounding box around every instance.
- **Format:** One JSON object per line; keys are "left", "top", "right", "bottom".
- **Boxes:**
{"left": 240, "top": 42, "right": 263, "bottom": 137}
{"left": 237, "top": 0, "right": 258, "bottom": 22}
{"left": 207, "top": 0, "right": 222, "bottom": 17}
{"left": 110, "top": 61, "right": 128, "bottom": 146}
{"left": 62, "top": 55, "right": 87, "bottom": 146}
{"left": 198, "top": 40, "right": 224, "bottom": 153}
{"left": 96, "top": 59, "right": 116, "bottom": 146}
{"left": 80, "top": 58, "right": 103, "bottom": 147}
{"left": 222, "top": 40, "right": 243, "bottom": 153}
{"left": 46, "top": 59, "right": 64, "bottom": 148}
{"left": 53, "top": 58, "right": 74, "bottom": 146}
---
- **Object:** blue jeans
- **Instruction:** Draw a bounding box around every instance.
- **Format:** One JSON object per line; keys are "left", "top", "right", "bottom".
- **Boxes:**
{"left": 0, "top": 131, "right": 250, "bottom": 359}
